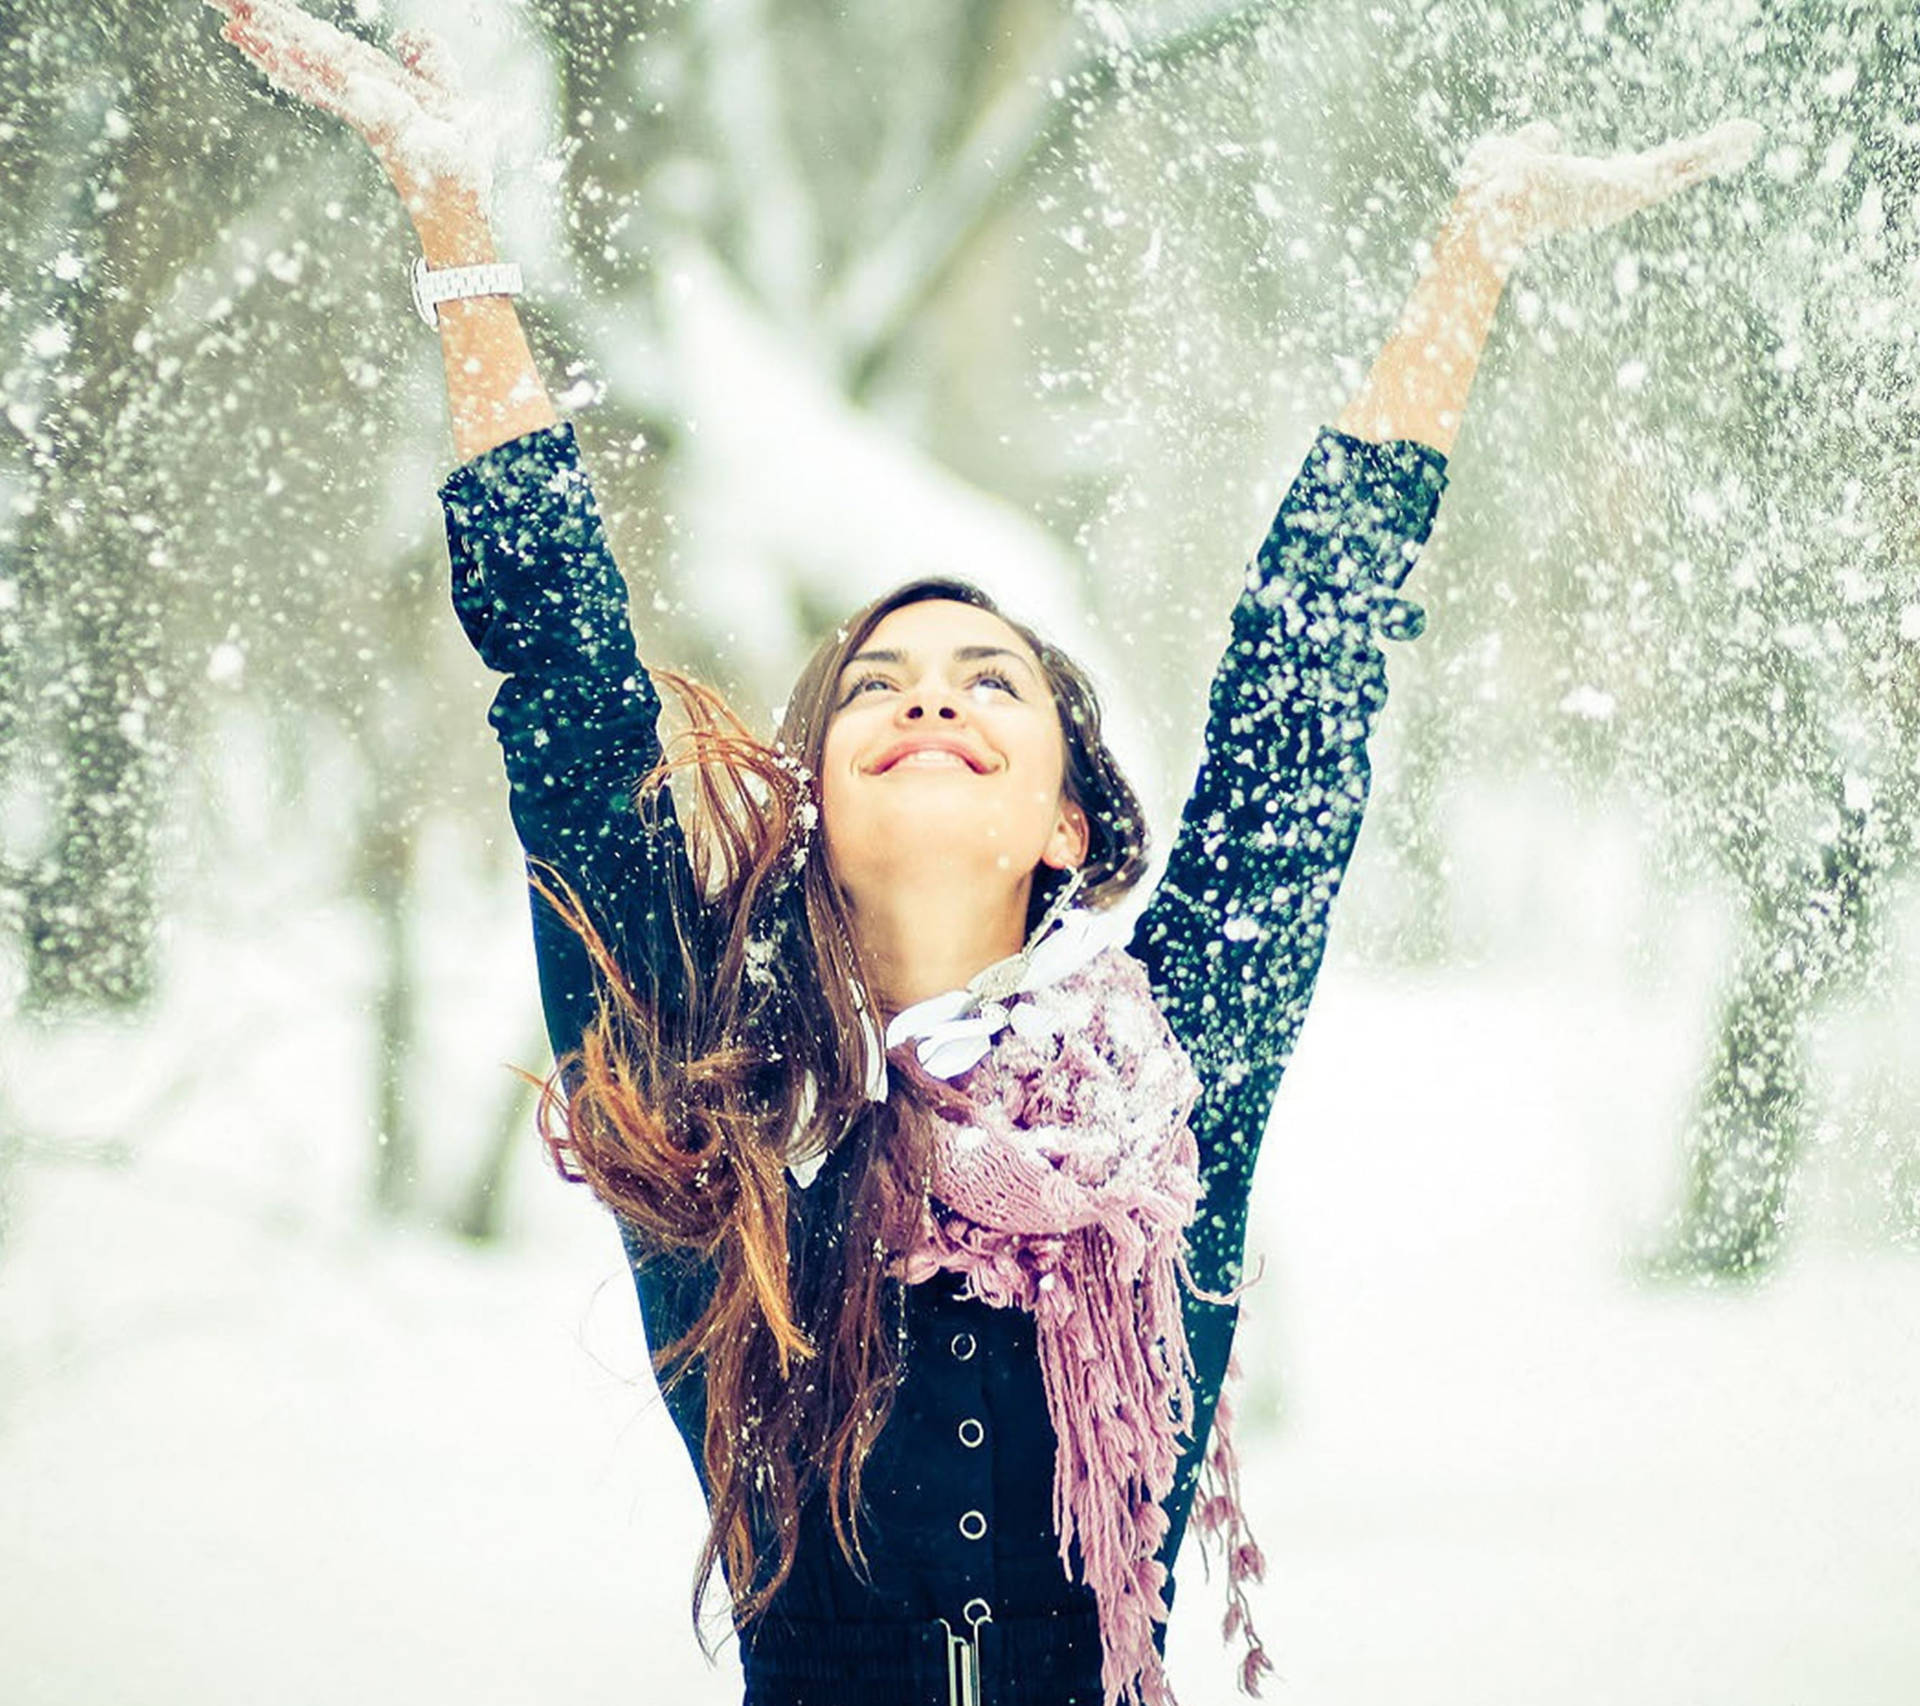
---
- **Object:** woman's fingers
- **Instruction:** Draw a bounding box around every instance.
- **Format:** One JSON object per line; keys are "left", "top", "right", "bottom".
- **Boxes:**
{"left": 213, "top": 0, "right": 429, "bottom": 150}
{"left": 1462, "top": 116, "right": 1763, "bottom": 255}
{"left": 245, "top": 0, "right": 410, "bottom": 91}
{"left": 208, "top": 0, "right": 496, "bottom": 208}
{"left": 1567, "top": 118, "right": 1763, "bottom": 229}
{"left": 214, "top": 0, "right": 412, "bottom": 109}
{"left": 1640, "top": 118, "right": 1764, "bottom": 194}
{"left": 1508, "top": 119, "right": 1563, "bottom": 152}
{"left": 392, "top": 26, "right": 464, "bottom": 102}
{"left": 215, "top": 4, "right": 354, "bottom": 113}
{"left": 220, "top": 13, "right": 350, "bottom": 114}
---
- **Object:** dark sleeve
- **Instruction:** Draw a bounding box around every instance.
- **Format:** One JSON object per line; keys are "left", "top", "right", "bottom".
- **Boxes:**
{"left": 437, "top": 421, "right": 704, "bottom": 1061}
{"left": 1130, "top": 426, "right": 1448, "bottom": 1293}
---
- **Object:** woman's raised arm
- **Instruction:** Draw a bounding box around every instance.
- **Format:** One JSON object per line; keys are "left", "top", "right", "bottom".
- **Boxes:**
{"left": 1134, "top": 117, "right": 1764, "bottom": 1294}
{"left": 207, "top": 0, "right": 556, "bottom": 464}
{"left": 1337, "top": 117, "right": 1763, "bottom": 455}
{"left": 209, "top": 0, "right": 698, "bottom": 1060}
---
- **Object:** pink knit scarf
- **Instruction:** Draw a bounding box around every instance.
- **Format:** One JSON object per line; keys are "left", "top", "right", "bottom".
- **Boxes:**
{"left": 883, "top": 940, "right": 1273, "bottom": 1706}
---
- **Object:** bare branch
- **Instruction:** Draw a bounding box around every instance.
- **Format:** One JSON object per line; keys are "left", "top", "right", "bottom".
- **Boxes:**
{"left": 825, "top": 0, "right": 1278, "bottom": 394}
{"left": 696, "top": 0, "right": 823, "bottom": 329}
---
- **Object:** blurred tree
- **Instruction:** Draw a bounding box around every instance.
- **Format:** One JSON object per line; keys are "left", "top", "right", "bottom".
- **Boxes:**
{"left": 1054, "top": 0, "right": 1920, "bottom": 1274}
{"left": 1497, "top": 0, "right": 1920, "bottom": 1274}
{"left": 0, "top": 2, "right": 251, "bottom": 1010}
{"left": 5, "top": 0, "right": 1918, "bottom": 1271}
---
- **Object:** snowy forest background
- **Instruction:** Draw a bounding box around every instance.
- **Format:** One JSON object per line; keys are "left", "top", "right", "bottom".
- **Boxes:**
{"left": 4, "top": 0, "right": 1919, "bottom": 1700}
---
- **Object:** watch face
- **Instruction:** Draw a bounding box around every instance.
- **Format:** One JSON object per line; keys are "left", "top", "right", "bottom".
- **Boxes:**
{"left": 410, "top": 256, "right": 436, "bottom": 327}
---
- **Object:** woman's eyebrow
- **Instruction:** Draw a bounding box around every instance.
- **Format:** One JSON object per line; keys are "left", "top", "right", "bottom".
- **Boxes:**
{"left": 842, "top": 644, "right": 1037, "bottom": 679}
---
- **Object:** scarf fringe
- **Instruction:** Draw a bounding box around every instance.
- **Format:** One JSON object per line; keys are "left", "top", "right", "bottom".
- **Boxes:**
{"left": 886, "top": 946, "right": 1274, "bottom": 1706}
{"left": 1034, "top": 1220, "right": 1192, "bottom": 1706}
{"left": 1190, "top": 1346, "right": 1273, "bottom": 1696}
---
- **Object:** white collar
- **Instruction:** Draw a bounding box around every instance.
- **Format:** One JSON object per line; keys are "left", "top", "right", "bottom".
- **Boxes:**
{"left": 791, "top": 904, "right": 1125, "bottom": 1190}
{"left": 864, "top": 905, "right": 1122, "bottom": 1096}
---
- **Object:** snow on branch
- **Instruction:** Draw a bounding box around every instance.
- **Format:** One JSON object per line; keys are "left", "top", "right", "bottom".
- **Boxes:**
{"left": 824, "top": 0, "right": 1274, "bottom": 391}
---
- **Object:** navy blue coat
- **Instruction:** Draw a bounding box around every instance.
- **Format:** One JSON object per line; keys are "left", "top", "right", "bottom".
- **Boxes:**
{"left": 440, "top": 423, "right": 1447, "bottom": 1704}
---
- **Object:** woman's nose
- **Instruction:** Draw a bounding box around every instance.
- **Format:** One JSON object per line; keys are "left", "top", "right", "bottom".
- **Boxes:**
{"left": 902, "top": 689, "right": 961, "bottom": 720}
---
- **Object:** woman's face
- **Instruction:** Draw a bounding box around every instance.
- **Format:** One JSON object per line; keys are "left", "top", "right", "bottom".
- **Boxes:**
{"left": 817, "top": 599, "right": 1088, "bottom": 907}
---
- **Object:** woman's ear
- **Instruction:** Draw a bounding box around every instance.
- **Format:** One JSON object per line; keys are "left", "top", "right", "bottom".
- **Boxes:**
{"left": 1045, "top": 799, "right": 1091, "bottom": 870}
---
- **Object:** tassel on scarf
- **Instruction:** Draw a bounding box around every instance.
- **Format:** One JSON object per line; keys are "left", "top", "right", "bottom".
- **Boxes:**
{"left": 886, "top": 939, "right": 1274, "bottom": 1706}
{"left": 1190, "top": 1347, "right": 1273, "bottom": 1695}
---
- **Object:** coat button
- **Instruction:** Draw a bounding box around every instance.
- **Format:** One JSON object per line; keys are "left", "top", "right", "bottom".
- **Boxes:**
{"left": 957, "top": 1418, "right": 984, "bottom": 1448}
{"left": 950, "top": 1332, "right": 977, "bottom": 1361}
{"left": 958, "top": 1510, "right": 987, "bottom": 1540}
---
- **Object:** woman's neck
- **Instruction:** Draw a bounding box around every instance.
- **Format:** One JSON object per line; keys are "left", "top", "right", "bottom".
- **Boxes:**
{"left": 851, "top": 875, "right": 1033, "bottom": 1021}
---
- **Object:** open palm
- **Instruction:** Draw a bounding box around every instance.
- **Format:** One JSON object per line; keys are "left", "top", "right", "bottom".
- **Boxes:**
{"left": 1461, "top": 117, "right": 1764, "bottom": 268}
{"left": 205, "top": 0, "right": 493, "bottom": 212}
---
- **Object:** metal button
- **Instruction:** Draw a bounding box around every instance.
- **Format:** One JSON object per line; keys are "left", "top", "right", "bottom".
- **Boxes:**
{"left": 957, "top": 1417, "right": 984, "bottom": 1449}
{"left": 958, "top": 1509, "right": 987, "bottom": 1540}
{"left": 950, "top": 1331, "right": 977, "bottom": 1361}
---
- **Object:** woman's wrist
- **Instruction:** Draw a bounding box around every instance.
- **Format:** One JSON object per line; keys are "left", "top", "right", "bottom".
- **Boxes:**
{"left": 1332, "top": 194, "right": 1513, "bottom": 456}
{"left": 407, "top": 189, "right": 499, "bottom": 268}
{"left": 1440, "top": 188, "right": 1524, "bottom": 290}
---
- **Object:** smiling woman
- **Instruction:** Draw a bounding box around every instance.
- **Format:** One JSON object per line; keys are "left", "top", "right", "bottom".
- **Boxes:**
{"left": 445, "top": 434, "right": 1429, "bottom": 1706}
{"left": 204, "top": 4, "right": 1764, "bottom": 1703}
{"left": 820, "top": 602, "right": 1098, "bottom": 1021}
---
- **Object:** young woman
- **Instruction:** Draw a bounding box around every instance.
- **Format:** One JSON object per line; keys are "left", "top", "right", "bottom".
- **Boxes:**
{"left": 208, "top": 5, "right": 1759, "bottom": 1703}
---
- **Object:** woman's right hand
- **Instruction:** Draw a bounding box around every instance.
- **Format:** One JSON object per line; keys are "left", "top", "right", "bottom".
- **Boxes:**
{"left": 206, "top": 0, "right": 495, "bottom": 239}
{"left": 209, "top": 0, "right": 552, "bottom": 464}
{"left": 1456, "top": 117, "right": 1763, "bottom": 276}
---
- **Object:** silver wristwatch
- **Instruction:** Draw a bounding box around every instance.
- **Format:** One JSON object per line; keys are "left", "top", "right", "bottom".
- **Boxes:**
{"left": 410, "top": 256, "right": 524, "bottom": 327}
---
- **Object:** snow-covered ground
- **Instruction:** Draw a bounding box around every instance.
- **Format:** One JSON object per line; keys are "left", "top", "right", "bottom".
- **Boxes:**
{"left": 4, "top": 785, "right": 1918, "bottom": 1706}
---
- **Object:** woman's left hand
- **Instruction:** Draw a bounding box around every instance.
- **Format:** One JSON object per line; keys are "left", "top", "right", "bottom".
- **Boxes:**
{"left": 1458, "top": 117, "right": 1764, "bottom": 273}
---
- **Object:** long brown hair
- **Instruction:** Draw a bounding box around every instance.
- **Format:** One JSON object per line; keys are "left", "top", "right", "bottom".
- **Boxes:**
{"left": 530, "top": 576, "right": 1150, "bottom": 1647}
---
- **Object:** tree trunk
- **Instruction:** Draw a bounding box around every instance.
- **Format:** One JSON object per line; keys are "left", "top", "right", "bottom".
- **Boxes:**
{"left": 1661, "top": 797, "right": 1880, "bottom": 1277}
{"left": 452, "top": 1016, "right": 552, "bottom": 1244}
{"left": 18, "top": 498, "right": 162, "bottom": 1011}
{"left": 359, "top": 804, "right": 417, "bottom": 1220}
{"left": 3, "top": 3, "right": 244, "bottom": 1013}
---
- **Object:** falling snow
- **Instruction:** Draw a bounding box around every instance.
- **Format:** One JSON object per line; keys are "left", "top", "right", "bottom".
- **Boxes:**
{"left": 4, "top": 0, "right": 1920, "bottom": 1701}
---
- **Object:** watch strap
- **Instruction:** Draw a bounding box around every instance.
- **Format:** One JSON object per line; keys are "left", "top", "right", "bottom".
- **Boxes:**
{"left": 411, "top": 256, "right": 524, "bottom": 327}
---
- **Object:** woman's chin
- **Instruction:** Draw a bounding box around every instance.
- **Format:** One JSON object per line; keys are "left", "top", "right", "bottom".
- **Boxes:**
{"left": 835, "top": 814, "right": 1035, "bottom": 878}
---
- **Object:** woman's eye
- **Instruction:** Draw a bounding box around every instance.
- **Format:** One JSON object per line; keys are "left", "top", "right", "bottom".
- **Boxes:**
{"left": 840, "top": 669, "right": 1018, "bottom": 704}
